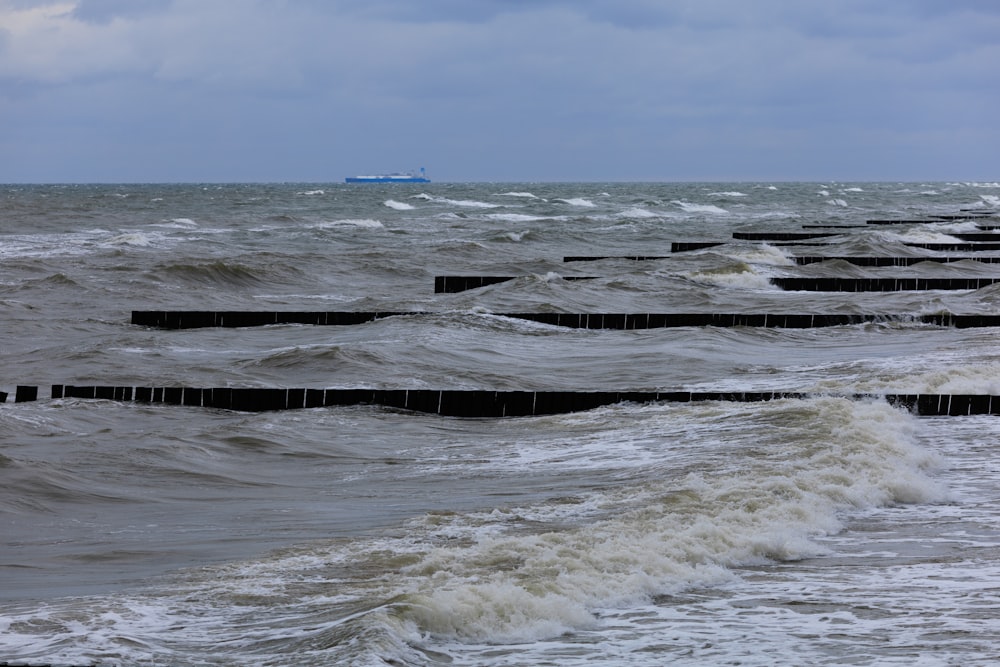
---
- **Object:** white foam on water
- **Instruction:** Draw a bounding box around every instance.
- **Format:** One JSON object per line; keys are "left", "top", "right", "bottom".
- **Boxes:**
{"left": 384, "top": 199, "right": 415, "bottom": 210}
{"left": 684, "top": 262, "right": 777, "bottom": 290}
{"left": 721, "top": 243, "right": 796, "bottom": 266}
{"left": 297, "top": 189, "right": 325, "bottom": 196}
{"left": 497, "top": 192, "right": 539, "bottom": 199}
{"left": 889, "top": 228, "right": 971, "bottom": 243}
{"left": 0, "top": 385, "right": 964, "bottom": 664}
{"left": 556, "top": 198, "right": 597, "bottom": 207}
{"left": 103, "top": 232, "right": 154, "bottom": 246}
{"left": 388, "top": 400, "right": 946, "bottom": 644}
{"left": 313, "top": 218, "right": 384, "bottom": 229}
{"left": 672, "top": 200, "right": 729, "bottom": 214}
{"left": 501, "top": 230, "right": 529, "bottom": 242}
{"left": 616, "top": 207, "right": 660, "bottom": 218}
{"left": 486, "top": 213, "right": 555, "bottom": 223}
{"left": 709, "top": 191, "right": 748, "bottom": 197}
{"left": 415, "top": 195, "right": 501, "bottom": 208}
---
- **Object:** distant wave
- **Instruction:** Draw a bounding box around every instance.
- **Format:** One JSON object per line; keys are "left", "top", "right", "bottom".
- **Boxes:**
{"left": 672, "top": 200, "right": 728, "bottom": 214}
{"left": 415, "top": 194, "right": 500, "bottom": 209}
{"left": 616, "top": 207, "right": 660, "bottom": 218}
{"left": 486, "top": 213, "right": 557, "bottom": 223}
{"left": 105, "top": 232, "right": 154, "bottom": 246}
{"left": 313, "top": 219, "right": 384, "bottom": 229}
{"left": 384, "top": 200, "right": 414, "bottom": 210}
{"left": 555, "top": 198, "right": 596, "bottom": 207}
{"left": 148, "top": 218, "right": 198, "bottom": 229}
{"left": 498, "top": 192, "right": 538, "bottom": 199}
{"left": 708, "top": 191, "right": 748, "bottom": 197}
{"left": 297, "top": 190, "right": 325, "bottom": 196}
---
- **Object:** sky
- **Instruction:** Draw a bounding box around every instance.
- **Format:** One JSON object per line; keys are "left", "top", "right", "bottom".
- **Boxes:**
{"left": 0, "top": 0, "right": 997, "bottom": 183}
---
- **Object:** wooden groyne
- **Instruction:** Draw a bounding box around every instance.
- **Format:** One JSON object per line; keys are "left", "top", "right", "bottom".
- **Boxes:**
{"left": 563, "top": 256, "right": 1000, "bottom": 266}
{"left": 772, "top": 277, "right": 1000, "bottom": 292}
{"left": 433, "top": 276, "right": 1000, "bottom": 294}
{"left": 792, "top": 256, "right": 1000, "bottom": 266}
{"left": 131, "top": 311, "right": 1000, "bottom": 330}
{"left": 29, "top": 385, "right": 1000, "bottom": 417}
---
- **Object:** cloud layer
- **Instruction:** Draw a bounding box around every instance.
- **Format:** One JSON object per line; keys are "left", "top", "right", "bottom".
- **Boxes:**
{"left": 2, "top": 0, "right": 998, "bottom": 181}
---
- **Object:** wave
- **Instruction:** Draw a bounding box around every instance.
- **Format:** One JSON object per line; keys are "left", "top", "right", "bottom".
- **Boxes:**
{"left": 312, "top": 219, "right": 384, "bottom": 229}
{"left": 485, "top": 213, "right": 558, "bottom": 223}
{"left": 0, "top": 399, "right": 944, "bottom": 664}
{"left": 104, "top": 232, "right": 154, "bottom": 246}
{"left": 147, "top": 218, "right": 199, "bottom": 229}
{"left": 384, "top": 200, "right": 414, "bottom": 210}
{"left": 555, "top": 198, "right": 596, "bottom": 207}
{"left": 387, "top": 399, "right": 945, "bottom": 643}
{"left": 672, "top": 200, "right": 729, "bottom": 215}
{"left": 684, "top": 262, "right": 777, "bottom": 290}
{"left": 497, "top": 192, "right": 539, "bottom": 199}
{"left": 616, "top": 207, "right": 660, "bottom": 219}
{"left": 414, "top": 194, "right": 500, "bottom": 209}
{"left": 155, "top": 259, "right": 305, "bottom": 288}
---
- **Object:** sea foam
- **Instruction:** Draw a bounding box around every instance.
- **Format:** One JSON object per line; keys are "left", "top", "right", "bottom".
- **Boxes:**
{"left": 389, "top": 399, "right": 943, "bottom": 643}
{"left": 672, "top": 200, "right": 728, "bottom": 214}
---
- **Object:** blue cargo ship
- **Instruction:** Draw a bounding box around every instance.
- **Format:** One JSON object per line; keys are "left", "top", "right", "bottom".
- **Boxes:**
{"left": 345, "top": 167, "right": 430, "bottom": 183}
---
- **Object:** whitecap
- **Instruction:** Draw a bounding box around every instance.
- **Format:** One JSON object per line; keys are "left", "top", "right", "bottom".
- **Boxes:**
{"left": 384, "top": 200, "right": 415, "bottom": 210}
{"left": 685, "top": 264, "right": 775, "bottom": 289}
{"left": 315, "top": 219, "right": 384, "bottom": 229}
{"left": 297, "top": 190, "right": 325, "bottom": 196}
{"left": 428, "top": 196, "right": 500, "bottom": 209}
{"left": 148, "top": 218, "right": 198, "bottom": 229}
{"left": 617, "top": 207, "right": 660, "bottom": 219}
{"left": 827, "top": 199, "right": 848, "bottom": 207}
{"left": 723, "top": 244, "right": 796, "bottom": 267}
{"left": 498, "top": 192, "right": 538, "bottom": 198}
{"left": 672, "top": 200, "right": 729, "bottom": 215}
{"left": 709, "top": 191, "right": 748, "bottom": 197}
{"left": 105, "top": 232, "right": 153, "bottom": 246}
{"left": 486, "top": 213, "right": 551, "bottom": 223}
{"left": 556, "top": 198, "right": 596, "bottom": 207}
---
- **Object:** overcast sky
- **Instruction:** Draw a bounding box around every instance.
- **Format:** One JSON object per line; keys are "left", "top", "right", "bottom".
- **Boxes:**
{"left": 1, "top": 0, "right": 997, "bottom": 183}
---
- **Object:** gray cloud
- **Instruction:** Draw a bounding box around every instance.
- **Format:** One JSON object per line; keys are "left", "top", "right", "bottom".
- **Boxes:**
{"left": 1, "top": 0, "right": 997, "bottom": 181}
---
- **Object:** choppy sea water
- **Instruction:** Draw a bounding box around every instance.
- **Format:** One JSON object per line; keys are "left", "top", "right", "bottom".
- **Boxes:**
{"left": 2, "top": 181, "right": 1000, "bottom": 666}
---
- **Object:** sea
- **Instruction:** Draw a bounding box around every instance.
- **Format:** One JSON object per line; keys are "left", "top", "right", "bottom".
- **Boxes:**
{"left": 2, "top": 181, "right": 1000, "bottom": 666}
